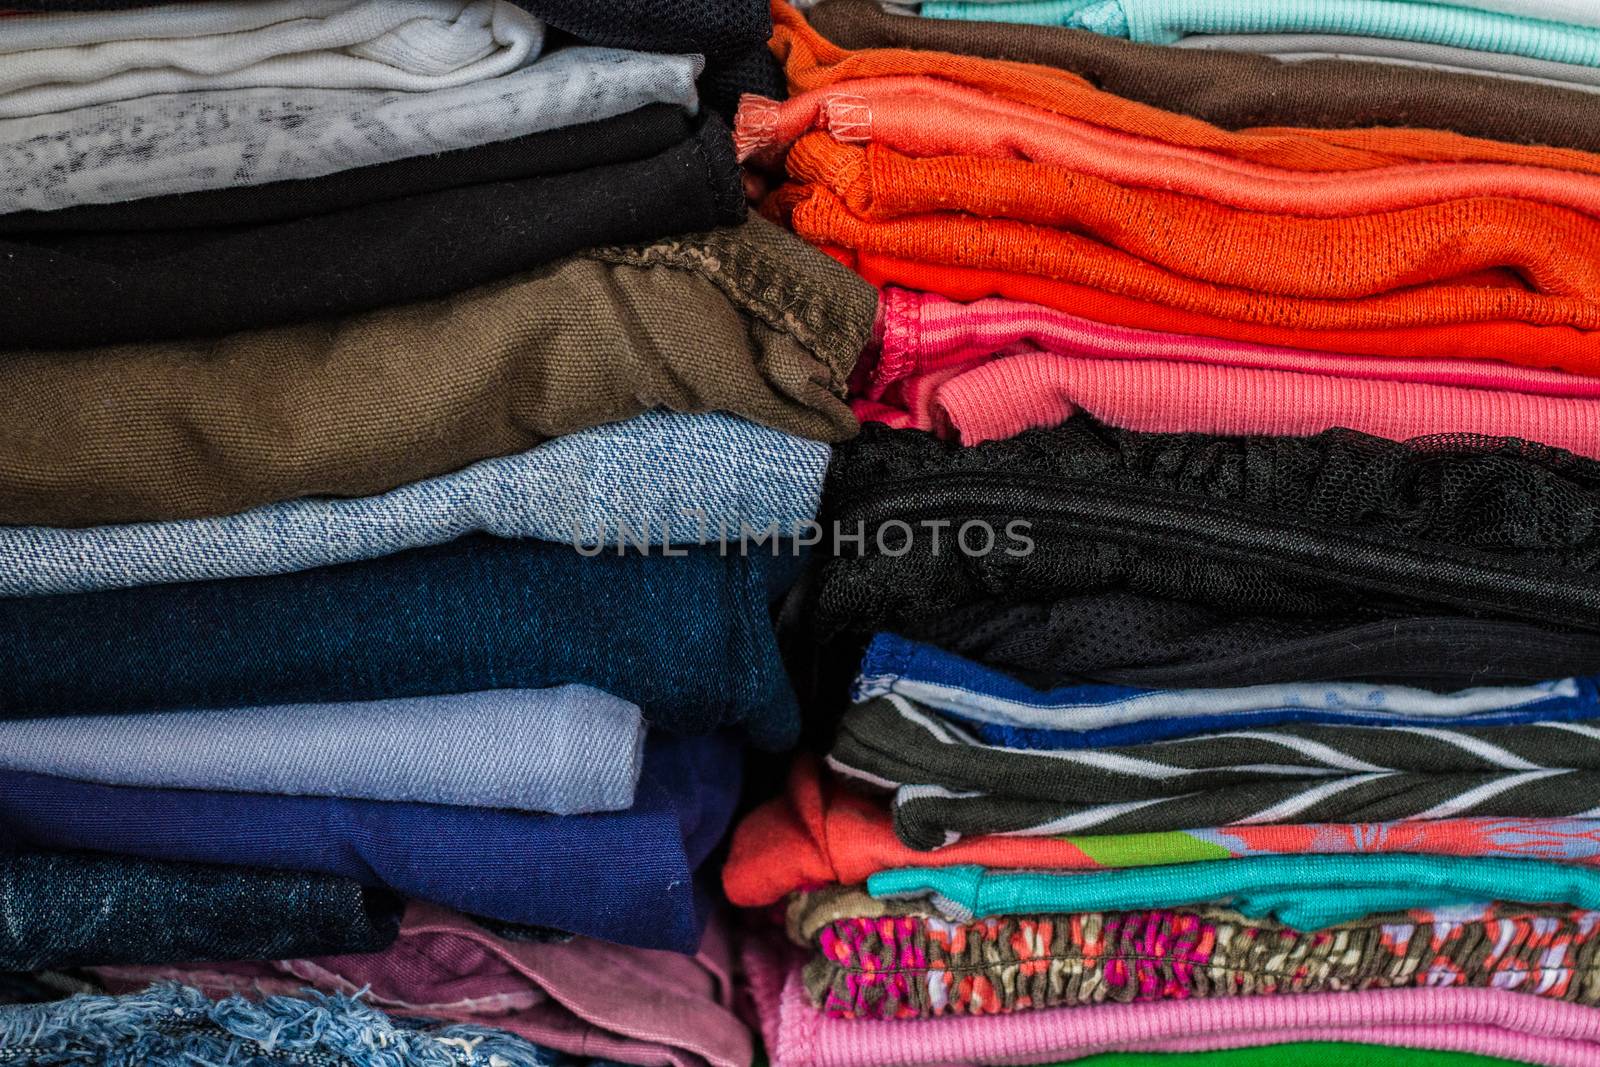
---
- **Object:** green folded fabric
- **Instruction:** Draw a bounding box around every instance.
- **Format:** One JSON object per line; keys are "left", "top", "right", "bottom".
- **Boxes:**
{"left": 867, "top": 854, "right": 1600, "bottom": 928}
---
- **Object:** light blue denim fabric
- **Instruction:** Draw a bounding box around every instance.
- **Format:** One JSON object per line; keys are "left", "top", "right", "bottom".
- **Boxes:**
{"left": 0, "top": 686, "right": 643, "bottom": 814}
{"left": 0, "top": 410, "right": 828, "bottom": 596}
{"left": 0, "top": 984, "right": 569, "bottom": 1067}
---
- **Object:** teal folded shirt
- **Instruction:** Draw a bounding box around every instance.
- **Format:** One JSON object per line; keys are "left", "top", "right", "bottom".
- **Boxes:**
{"left": 867, "top": 854, "right": 1600, "bottom": 928}
{"left": 922, "top": 0, "right": 1600, "bottom": 69}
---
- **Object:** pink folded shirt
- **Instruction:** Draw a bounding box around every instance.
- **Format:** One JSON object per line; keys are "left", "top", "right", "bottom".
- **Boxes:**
{"left": 744, "top": 936, "right": 1600, "bottom": 1067}
{"left": 737, "top": 79, "right": 1600, "bottom": 221}
{"left": 860, "top": 288, "right": 1600, "bottom": 448}
{"left": 94, "top": 903, "right": 753, "bottom": 1067}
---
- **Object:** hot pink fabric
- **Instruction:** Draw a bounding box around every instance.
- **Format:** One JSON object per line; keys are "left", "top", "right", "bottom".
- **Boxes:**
{"left": 860, "top": 289, "right": 1600, "bottom": 448}
{"left": 743, "top": 937, "right": 1600, "bottom": 1067}
{"left": 94, "top": 904, "right": 752, "bottom": 1067}
{"left": 868, "top": 288, "right": 1600, "bottom": 397}
{"left": 904, "top": 348, "right": 1600, "bottom": 449}
{"left": 737, "top": 80, "right": 1600, "bottom": 220}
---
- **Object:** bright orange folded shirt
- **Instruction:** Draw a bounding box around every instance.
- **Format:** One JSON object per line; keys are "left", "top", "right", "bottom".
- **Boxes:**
{"left": 722, "top": 758, "right": 1600, "bottom": 908}
{"left": 782, "top": 134, "right": 1600, "bottom": 304}
{"left": 736, "top": 80, "right": 1600, "bottom": 222}
{"left": 767, "top": 0, "right": 1600, "bottom": 177}
{"left": 841, "top": 251, "right": 1600, "bottom": 376}
{"left": 723, "top": 756, "right": 1116, "bottom": 907}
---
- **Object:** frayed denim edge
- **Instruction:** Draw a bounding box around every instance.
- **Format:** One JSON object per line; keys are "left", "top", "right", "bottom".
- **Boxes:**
{"left": 0, "top": 982, "right": 559, "bottom": 1067}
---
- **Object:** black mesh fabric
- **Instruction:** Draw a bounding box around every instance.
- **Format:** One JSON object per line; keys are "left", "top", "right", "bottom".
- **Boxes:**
{"left": 908, "top": 596, "right": 1600, "bottom": 690}
{"left": 814, "top": 418, "right": 1600, "bottom": 655}
{"left": 701, "top": 44, "right": 788, "bottom": 119}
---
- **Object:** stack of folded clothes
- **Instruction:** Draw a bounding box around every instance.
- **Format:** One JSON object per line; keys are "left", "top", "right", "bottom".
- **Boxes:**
{"left": 0, "top": 1, "right": 881, "bottom": 1063}
{"left": 725, "top": 1, "right": 1600, "bottom": 1065}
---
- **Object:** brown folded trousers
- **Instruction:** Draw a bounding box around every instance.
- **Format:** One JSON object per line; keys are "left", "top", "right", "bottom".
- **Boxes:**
{"left": 0, "top": 216, "right": 870, "bottom": 526}
{"left": 805, "top": 0, "right": 1600, "bottom": 154}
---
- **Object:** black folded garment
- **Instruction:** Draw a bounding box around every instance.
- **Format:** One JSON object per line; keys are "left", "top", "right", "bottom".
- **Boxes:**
{"left": 0, "top": 113, "right": 743, "bottom": 348}
{"left": 0, "top": 851, "right": 401, "bottom": 971}
{"left": 701, "top": 43, "right": 788, "bottom": 119}
{"left": 815, "top": 418, "right": 1600, "bottom": 679}
{"left": 911, "top": 594, "right": 1600, "bottom": 690}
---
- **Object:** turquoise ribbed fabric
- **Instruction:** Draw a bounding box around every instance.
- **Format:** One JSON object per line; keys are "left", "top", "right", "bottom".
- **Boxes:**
{"left": 920, "top": 0, "right": 1600, "bottom": 68}
{"left": 867, "top": 855, "right": 1600, "bottom": 929}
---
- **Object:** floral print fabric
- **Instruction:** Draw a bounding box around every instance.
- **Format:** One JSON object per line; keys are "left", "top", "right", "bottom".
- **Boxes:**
{"left": 799, "top": 895, "right": 1600, "bottom": 1020}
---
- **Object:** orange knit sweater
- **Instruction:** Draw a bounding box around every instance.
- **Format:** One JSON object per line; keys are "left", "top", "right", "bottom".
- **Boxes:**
{"left": 777, "top": 184, "right": 1600, "bottom": 334}
{"left": 767, "top": 0, "right": 1600, "bottom": 176}
{"left": 782, "top": 134, "right": 1600, "bottom": 303}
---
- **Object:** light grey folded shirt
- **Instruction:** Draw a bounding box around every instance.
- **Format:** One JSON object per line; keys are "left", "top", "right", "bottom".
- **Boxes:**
{"left": 0, "top": 685, "right": 645, "bottom": 814}
{"left": 0, "top": 45, "right": 702, "bottom": 215}
{"left": 0, "top": 0, "right": 547, "bottom": 119}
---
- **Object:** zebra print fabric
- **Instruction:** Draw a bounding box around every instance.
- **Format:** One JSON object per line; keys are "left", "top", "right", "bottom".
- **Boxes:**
{"left": 830, "top": 693, "right": 1600, "bottom": 848}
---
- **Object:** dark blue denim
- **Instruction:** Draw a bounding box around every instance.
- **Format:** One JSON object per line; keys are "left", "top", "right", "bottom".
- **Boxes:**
{"left": 0, "top": 851, "right": 400, "bottom": 971}
{"left": 0, "top": 735, "right": 738, "bottom": 953}
{"left": 0, "top": 536, "right": 805, "bottom": 749}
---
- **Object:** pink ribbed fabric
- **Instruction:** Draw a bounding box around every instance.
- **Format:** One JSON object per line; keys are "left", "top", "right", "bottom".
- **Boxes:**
{"left": 858, "top": 289, "right": 1600, "bottom": 447}
{"left": 868, "top": 288, "right": 1600, "bottom": 397}
{"left": 916, "top": 349, "right": 1600, "bottom": 449}
{"left": 736, "top": 81, "right": 1600, "bottom": 220}
{"left": 744, "top": 938, "right": 1600, "bottom": 1067}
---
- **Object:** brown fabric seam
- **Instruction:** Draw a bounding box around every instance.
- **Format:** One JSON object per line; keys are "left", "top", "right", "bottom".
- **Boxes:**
{"left": 585, "top": 224, "right": 868, "bottom": 396}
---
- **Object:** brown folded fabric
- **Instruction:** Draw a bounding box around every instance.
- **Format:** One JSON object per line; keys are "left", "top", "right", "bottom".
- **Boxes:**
{"left": 0, "top": 216, "right": 869, "bottom": 526}
{"left": 804, "top": 0, "right": 1600, "bottom": 154}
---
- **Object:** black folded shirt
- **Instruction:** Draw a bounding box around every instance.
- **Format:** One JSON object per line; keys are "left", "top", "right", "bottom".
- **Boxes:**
{"left": 0, "top": 112, "right": 743, "bottom": 347}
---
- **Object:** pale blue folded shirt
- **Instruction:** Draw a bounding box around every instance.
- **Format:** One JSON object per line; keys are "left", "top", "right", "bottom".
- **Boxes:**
{"left": 0, "top": 410, "right": 828, "bottom": 597}
{"left": 0, "top": 686, "right": 644, "bottom": 815}
{"left": 921, "top": 0, "right": 1600, "bottom": 69}
{"left": 858, "top": 633, "right": 1600, "bottom": 748}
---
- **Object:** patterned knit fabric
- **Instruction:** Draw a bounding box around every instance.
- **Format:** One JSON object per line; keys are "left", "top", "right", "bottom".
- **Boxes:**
{"left": 797, "top": 896, "right": 1600, "bottom": 1020}
{"left": 745, "top": 932, "right": 1600, "bottom": 1067}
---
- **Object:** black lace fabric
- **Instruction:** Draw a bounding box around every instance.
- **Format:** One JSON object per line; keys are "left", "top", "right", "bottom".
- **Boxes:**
{"left": 812, "top": 418, "right": 1600, "bottom": 667}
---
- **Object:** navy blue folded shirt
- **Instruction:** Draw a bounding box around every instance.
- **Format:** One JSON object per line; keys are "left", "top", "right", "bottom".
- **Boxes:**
{"left": 0, "top": 733, "right": 736, "bottom": 953}
{"left": 0, "top": 536, "right": 804, "bottom": 750}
